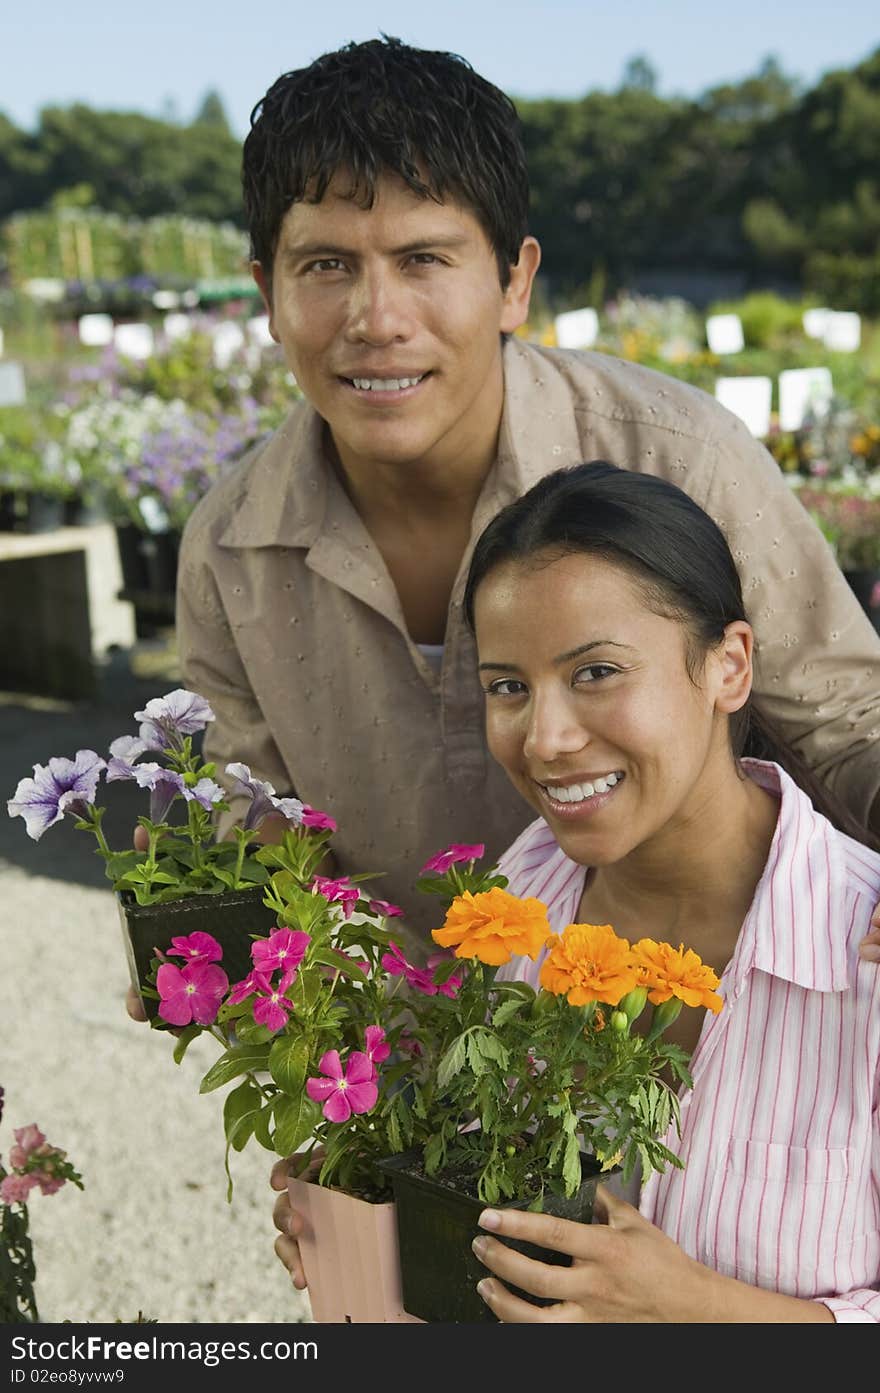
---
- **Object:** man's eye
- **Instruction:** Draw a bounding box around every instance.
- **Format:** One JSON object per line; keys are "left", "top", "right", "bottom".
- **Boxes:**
{"left": 409, "top": 253, "right": 441, "bottom": 266}
{"left": 306, "top": 259, "right": 345, "bottom": 273}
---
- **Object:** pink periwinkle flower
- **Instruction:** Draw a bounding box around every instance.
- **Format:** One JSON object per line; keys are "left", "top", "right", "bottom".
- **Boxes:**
{"left": 228, "top": 968, "right": 272, "bottom": 1005}
{"left": 251, "top": 927, "right": 310, "bottom": 977}
{"left": 420, "top": 842, "right": 485, "bottom": 875}
{"left": 306, "top": 1050, "right": 378, "bottom": 1123}
{"left": 364, "top": 1025, "right": 391, "bottom": 1074}
{"left": 397, "top": 1032, "right": 423, "bottom": 1058}
{"left": 252, "top": 985, "right": 294, "bottom": 1033}
{"left": 34, "top": 1173, "right": 65, "bottom": 1196}
{"left": 301, "top": 805, "right": 337, "bottom": 832}
{"left": 156, "top": 961, "right": 229, "bottom": 1026}
{"left": 369, "top": 898, "right": 404, "bottom": 918}
{"left": 0, "top": 1173, "right": 37, "bottom": 1204}
{"left": 426, "top": 951, "right": 464, "bottom": 999}
{"left": 381, "top": 941, "right": 439, "bottom": 995}
{"left": 312, "top": 875, "right": 360, "bottom": 919}
{"left": 167, "top": 932, "right": 223, "bottom": 965}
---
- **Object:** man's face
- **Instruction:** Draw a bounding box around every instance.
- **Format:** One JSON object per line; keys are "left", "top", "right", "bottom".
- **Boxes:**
{"left": 254, "top": 173, "right": 538, "bottom": 477}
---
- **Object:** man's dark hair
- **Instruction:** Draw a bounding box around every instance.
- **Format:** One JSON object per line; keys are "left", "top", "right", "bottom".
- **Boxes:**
{"left": 242, "top": 35, "right": 529, "bottom": 289}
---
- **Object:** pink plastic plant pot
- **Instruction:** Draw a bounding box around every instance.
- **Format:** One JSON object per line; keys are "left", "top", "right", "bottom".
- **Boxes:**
{"left": 287, "top": 1176, "right": 422, "bottom": 1324}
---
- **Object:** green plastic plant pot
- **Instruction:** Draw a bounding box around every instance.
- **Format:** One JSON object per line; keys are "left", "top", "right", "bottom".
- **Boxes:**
{"left": 117, "top": 885, "right": 278, "bottom": 1019}
{"left": 377, "top": 1147, "right": 610, "bottom": 1323}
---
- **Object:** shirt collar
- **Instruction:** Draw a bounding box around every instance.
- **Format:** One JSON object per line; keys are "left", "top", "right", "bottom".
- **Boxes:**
{"left": 217, "top": 339, "right": 588, "bottom": 552}
{"left": 725, "top": 759, "right": 850, "bottom": 997}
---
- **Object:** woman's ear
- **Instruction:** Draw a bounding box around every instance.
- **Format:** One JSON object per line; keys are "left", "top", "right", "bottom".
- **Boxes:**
{"left": 713, "top": 621, "right": 754, "bottom": 715}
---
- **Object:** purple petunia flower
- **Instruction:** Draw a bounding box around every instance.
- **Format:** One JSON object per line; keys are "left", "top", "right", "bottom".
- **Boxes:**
{"left": 134, "top": 690, "right": 215, "bottom": 751}
{"left": 225, "top": 763, "right": 304, "bottom": 832}
{"left": 7, "top": 751, "right": 106, "bottom": 841}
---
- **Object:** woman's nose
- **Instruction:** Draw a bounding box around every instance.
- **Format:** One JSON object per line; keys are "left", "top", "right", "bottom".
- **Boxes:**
{"left": 522, "top": 691, "right": 589, "bottom": 764}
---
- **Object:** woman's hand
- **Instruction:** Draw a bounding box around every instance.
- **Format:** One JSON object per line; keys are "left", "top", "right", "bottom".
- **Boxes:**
{"left": 271, "top": 1149, "right": 325, "bottom": 1289}
{"left": 472, "top": 1185, "right": 833, "bottom": 1322}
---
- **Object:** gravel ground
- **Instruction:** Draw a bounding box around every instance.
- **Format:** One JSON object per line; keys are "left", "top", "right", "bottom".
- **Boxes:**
{"left": 0, "top": 643, "right": 311, "bottom": 1325}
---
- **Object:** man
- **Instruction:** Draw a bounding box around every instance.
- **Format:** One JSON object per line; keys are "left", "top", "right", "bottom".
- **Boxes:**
{"left": 172, "top": 35, "right": 880, "bottom": 1287}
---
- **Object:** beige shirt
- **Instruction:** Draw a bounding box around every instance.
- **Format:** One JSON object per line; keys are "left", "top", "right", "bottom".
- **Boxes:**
{"left": 177, "top": 339, "right": 880, "bottom": 955}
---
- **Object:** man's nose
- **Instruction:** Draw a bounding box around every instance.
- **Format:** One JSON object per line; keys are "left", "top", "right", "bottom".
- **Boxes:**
{"left": 344, "top": 267, "right": 414, "bottom": 345}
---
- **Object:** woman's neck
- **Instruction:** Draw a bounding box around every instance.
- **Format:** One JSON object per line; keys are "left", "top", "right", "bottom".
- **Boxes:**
{"left": 579, "top": 762, "right": 779, "bottom": 972}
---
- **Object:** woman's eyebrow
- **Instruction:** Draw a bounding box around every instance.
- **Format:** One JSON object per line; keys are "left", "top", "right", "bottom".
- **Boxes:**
{"left": 478, "top": 640, "right": 634, "bottom": 673}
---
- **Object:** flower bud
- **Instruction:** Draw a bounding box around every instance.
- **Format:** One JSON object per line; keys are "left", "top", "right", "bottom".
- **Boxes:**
{"left": 610, "top": 1010, "right": 628, "bottom": 1034}
{"left": 618, "top": 986, "right": 648, "bottom": 1024}
{"left": 648, "top": 996, "right": 683, "bottom": 1039}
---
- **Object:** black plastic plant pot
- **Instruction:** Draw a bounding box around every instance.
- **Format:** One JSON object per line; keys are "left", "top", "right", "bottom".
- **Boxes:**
{"left": 117, "top": 885, "right": 278, "bottom": 1020}
{"left": 377, "top": 1147, "right": 607, "bottom": 1323}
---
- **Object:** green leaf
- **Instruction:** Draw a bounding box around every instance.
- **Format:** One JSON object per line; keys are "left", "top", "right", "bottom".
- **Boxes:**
{"left": 309, "top": 948, "right": 368, "bottom": 984}
{"left": 272, "top": 1094, "right": 320, "bottom": 1158}
{"left": 437, "top": 1034, "right": 468, "bottom": 1089}
{"left": 289, "top": 967, "right": 323, "bottom": 1012}
{"left": 253, "top": 1101, "right": 275, "bottom": 1149}
{"left": 223, "top": 1080, "right": 263, "bottom": 1151}
{"left": 199, "top": 1044, "right": 271, "bottom": 1094}
{"left": 386, "top": 1105, "right": 402, "bottom": 1154}
{"left": 172, "top": 1024, "right": 201, "bottom": 1064}
{"left": 269, "top": 1034, "right": 311, "bottom": 1095}
{"left": 491, "top": 997, "right": 523, "bottom": 1028}
{"left": 562, "top": 1133, "right": 581, "bottom": 1196}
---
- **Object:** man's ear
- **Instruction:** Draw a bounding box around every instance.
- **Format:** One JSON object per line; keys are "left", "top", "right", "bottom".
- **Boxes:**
{"left": 251, "top": 261, "right": 279, "bottom": 342}
{"left": 500, "top": 236, "right": 541, "bottom": 335}
{"left": 713, "top": 621, "right": 754, "bottom": 715}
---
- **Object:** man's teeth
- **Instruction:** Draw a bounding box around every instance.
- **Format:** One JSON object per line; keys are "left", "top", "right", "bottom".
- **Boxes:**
{"left": 545, "top": 772, "right": 621, "bottom": 803}
{"left": 350, "top": 375, "right": 424, "bottom": 391}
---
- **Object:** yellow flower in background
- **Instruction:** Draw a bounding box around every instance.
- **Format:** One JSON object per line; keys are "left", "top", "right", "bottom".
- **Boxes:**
{"left": 632, "top": 938, "right": 723, "bottom": 1014}
{"left": 432, "top": 886, "right": 551, "bottom": 965}
{"left": 539, "top": 922, "right": 639, "bottom": 1007}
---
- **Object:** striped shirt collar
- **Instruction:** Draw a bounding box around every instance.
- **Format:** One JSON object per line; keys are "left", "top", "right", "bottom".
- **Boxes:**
{"left": 723, "top": 759, "right": 850, "bottom": 997}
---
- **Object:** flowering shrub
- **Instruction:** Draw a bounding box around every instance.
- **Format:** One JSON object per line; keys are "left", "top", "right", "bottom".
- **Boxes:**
{"left": 0, "top": 1088, "right": 83, "bottom": 1322}
{"left": 788, "top": 477, "right": 880, "bottom": 570}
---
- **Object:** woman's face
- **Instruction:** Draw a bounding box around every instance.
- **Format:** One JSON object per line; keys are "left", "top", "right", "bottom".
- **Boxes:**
{"left": 473, "top": 549, "right": 741, "bottom": 869}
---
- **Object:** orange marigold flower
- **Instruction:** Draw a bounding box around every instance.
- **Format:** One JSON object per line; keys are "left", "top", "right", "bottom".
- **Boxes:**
{"left": 632, "top": 938, "right": 723, "bottom": 1014}
{"left": 431, "top": 887, "right": 552, "bottom": 966}
{"left": 538, "top": 923, "right": 639, "bottom": 1007}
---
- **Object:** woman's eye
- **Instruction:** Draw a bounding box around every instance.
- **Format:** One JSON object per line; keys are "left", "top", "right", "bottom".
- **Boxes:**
{"left": 484, "top": 678, "right": 526, "bottom": 697}
{"left": 574, "top": 663, "right": 618, "bottom": 684}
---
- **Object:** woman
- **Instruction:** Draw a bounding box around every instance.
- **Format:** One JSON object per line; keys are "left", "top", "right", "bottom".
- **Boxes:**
{"left": 463, "top": 460, "right": 880, "bottom": 1323}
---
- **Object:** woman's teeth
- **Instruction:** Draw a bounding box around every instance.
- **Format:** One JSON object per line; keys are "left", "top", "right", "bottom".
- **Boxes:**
{"left": 350, "top": 375, "right": 424, "bottom": 391}
{"left": 544, "top": 772, "right": 622, "bottom": 803}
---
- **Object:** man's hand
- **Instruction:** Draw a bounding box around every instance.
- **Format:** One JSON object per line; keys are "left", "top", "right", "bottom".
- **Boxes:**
{"left": 860, "top": 904, "right": 880, "bottom": 963}
{"left": 271, "top": 1149, "right": 325, "bottom": 1290}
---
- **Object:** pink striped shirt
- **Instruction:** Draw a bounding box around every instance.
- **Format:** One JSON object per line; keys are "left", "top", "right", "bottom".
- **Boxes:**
{"left": 496, "top": 759, "right": 880, "bottom": 1322}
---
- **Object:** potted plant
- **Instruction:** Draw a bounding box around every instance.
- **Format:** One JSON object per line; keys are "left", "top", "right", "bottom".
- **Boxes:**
{"left": 370, "top": 848, "right": 723, "bottom": 1322}
{"left": 5, "top": 688, "right": 308, "bottom": 1015}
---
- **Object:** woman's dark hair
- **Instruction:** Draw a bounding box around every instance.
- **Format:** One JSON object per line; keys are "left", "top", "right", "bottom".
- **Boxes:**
{"left": 464, "top": 460, "right": 877, "bottom": 850}
{"left": 242, "top": 35, "right": 529, "bottom": 289}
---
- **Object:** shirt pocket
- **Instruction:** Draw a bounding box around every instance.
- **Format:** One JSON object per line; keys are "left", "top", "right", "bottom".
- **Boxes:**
{"left": 698, "top": 1136, "right": 860, "bottom": 1297}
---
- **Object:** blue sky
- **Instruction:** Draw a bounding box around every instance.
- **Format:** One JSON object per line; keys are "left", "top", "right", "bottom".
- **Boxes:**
{"left": 6, "top": 0, "right": 878, "bottom": 137}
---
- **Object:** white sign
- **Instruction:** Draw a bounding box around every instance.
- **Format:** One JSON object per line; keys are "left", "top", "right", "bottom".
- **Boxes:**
{"left": 163, "top": 313, "right": 193, "bottom": 341}
{"left": 212, "top": 321, "right": 246, "bottom": 369}
{"left": 152, "top": 289, "right": 180, "bottom": 310}
{"left": 0, "top": 361, "right": 26, "bottom": 406}
{"left": 23, "top": 278, "right": 65, "bottom": 303}
{"left": 823, "top": 311, "right": 861, "bottom": 352}
{"left": 803, "top": 307, "right": 832, "bottom": 340}
{"left": 778, "top": 366, "right": 833, "bottom": 431}
{"left": 247, "top": 314, "right": 275, "bottom": 348}
{"left": 114, "top": 323, "right": 154, "bottom": 360}
{"left": 554, "top": 307, "right": 599, "bottom": 350}
{"left": 714, "top": 376, "right": 773, "bottom": 438}
{"left": 78, "top": 313, "right": 114, "bottom": 347}
{"left": 705, "top": 313, "right": 745, "bottom": 356}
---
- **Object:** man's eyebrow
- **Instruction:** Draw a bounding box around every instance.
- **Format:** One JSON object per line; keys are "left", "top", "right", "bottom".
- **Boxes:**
{"left": 280, "top": 235, "right": 471, "bottom": 260}
{"left": 478, "top": 641, "right": 633, "bottom": 673}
